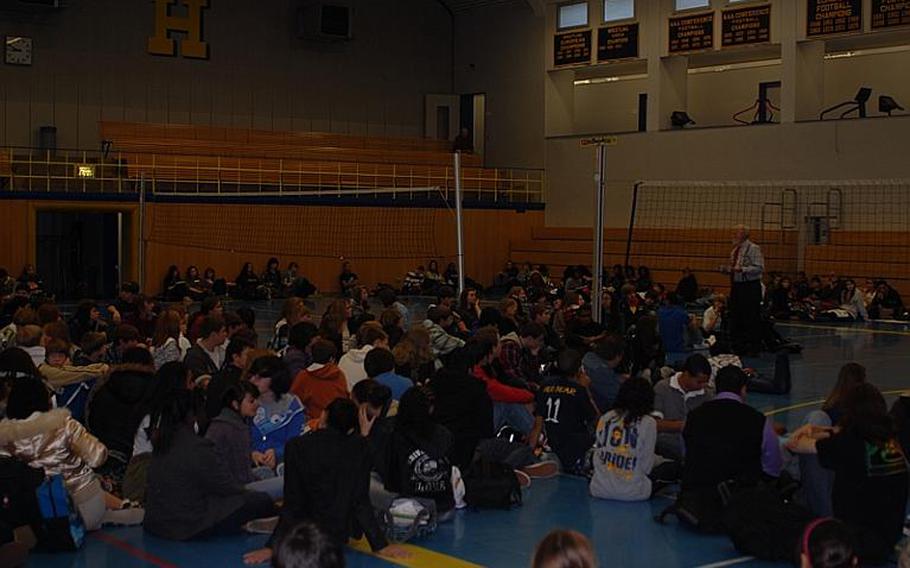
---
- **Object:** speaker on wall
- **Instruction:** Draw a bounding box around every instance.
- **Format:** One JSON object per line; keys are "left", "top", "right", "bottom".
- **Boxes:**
{"left": 297, "top": 0, "right": 353, "bottom": 41}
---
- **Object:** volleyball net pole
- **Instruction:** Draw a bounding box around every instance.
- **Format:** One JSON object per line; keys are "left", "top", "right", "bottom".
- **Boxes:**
{"left": 585, "top": 136, "right": 615, "bottom": 324}
{"left": 138, "top": 174, "right": 146, "bottom": 293}
{"left": 454, "top": 151, "right": 466, "bottom": 296}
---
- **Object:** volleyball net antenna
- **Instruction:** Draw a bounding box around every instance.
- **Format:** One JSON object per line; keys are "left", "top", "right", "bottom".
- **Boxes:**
{"left": 625, "top": 179, "right": 910, "bottom": 295}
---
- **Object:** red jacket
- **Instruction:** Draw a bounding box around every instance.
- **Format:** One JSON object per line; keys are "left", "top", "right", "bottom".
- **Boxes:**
{"left": 290, "top": 364, "right": 350, "bottom": 420}
{"left": 471, "top": 364, "right": 533, "bottom": 404}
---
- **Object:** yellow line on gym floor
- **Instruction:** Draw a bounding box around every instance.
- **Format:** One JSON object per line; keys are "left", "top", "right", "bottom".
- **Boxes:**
{"left": 349, "top": 538, "right": 485, "bottom": 568}
{"left": 764, "top": 389, "right": 907, "bottom": 417}
{"left": 777, "top": 322, "right": 910, "bottom": 337}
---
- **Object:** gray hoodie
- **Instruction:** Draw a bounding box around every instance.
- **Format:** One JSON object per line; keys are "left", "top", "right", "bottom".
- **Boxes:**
{"left": 589, "top": 411, "right": 657, "bottom": 502}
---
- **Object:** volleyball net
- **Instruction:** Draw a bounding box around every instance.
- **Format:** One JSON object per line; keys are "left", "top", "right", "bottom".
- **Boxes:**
{"left": 625, "top": 179, "right": 910, "bottom": 294}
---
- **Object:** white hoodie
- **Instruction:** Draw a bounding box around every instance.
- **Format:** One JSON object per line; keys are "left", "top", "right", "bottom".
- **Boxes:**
{"left": 338, "top": 344, "right": 374, "bottom": 391}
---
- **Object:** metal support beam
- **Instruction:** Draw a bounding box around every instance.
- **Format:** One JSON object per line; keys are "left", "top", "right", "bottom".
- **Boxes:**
{"left": 454, "top": 152, "right": 466, "bottom": 296}
{"left": 592, "top": 145, "right": 606, "bottom": 323}
{"left": 138, "top": 175, "right": 146, "bottom": 292}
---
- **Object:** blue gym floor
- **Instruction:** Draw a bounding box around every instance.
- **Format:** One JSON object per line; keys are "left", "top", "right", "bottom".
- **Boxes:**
{"left": 26, "top": 311, "right": 910, "bottom": 567}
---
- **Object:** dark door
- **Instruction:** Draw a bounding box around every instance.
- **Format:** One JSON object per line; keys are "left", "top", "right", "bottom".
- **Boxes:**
{"left": 36, "top": 211, "right": 121, "bottom": 300}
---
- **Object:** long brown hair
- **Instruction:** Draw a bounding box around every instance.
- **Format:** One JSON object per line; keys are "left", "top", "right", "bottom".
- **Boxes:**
{"left": 840, "top": 383, "right": 894, "bottom": 445}
{"left": 280, "top": 297, "right": 309, "bottom": 326}
{"left": 822, "top": 363, "right": 866, "bottom": 413}
{"left": 153, "top": 310, "right": 182, "bottom": 348}
{"left": 393, "top": 325, "right": 434, "bottom": 368}
{"left": 325, "top": 299, "right": 351, "bottom": 322}
{"left": 532, "top": 530, "right": 597, "bottom": 568}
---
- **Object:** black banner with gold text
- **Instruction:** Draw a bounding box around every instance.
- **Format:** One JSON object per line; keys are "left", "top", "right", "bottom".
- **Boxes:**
{"left": 807, "top": 0, "right": 862, "bottom": 36}
{"left": 722, "top": 5, "right": 772, "bottom": 47}
{"left": 597, "top": 23, "right": 639, "bottom": 61}
{"left": 554, "top": 30, "right": 592, "bottom": 66}
{"left": 872, "top": 0, "right": 910, "bottom": 29}
{"left": 669, "top": 13, "right": 714, "bottom": 54}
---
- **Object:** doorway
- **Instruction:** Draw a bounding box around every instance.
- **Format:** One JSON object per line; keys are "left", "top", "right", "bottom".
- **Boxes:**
{"left": 36, "top": 211, "right": 127, "bottom": 300}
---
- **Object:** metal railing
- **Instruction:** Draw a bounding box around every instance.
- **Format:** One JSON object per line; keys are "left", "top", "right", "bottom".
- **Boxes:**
{"left": 0, "top": 147, "right": 545, "bottom": 203}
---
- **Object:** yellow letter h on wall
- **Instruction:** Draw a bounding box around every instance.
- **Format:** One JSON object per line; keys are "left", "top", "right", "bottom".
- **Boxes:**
{"left": 148, "top": 0, "right": 209, "bottom": 59}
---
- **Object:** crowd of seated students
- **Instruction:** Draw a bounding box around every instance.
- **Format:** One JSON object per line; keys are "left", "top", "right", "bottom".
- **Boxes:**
{"left": 161, "top": 259, "right": 317, "bottom": 303}
{"left": 765, "top": 272, "right": 908, "bottom": 322}
{"left": 1, "top": 262, "right": 910, "bottom": 567}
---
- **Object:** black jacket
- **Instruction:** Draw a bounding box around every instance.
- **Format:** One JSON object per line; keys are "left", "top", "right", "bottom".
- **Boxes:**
{"left": 387, "top": 424, "right": 455, "bottom": 513}
{"left": 144, "top": 425, "right": 250, "bottom": 541}
{"left": 429, "top": 368, "right": 493, "bottom": 469}
{"left": 86, "top": 364, "right": 155, "bottom": 461}
{"left": 682, "top": 398, "right": 765, "bottom": 491}
{"left": 270, "top": 428, "right": 387, "bottom": 551}
{"left": 184, "top": 343, "right": 220, "bottom": 379}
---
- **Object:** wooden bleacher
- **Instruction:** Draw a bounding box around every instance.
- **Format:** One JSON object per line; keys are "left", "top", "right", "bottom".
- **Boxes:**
{"left": 89, "top": 122, "right": 542, "bottom": 197}
{"left": 99, "top": 122, "right": 482, "bottom": 167}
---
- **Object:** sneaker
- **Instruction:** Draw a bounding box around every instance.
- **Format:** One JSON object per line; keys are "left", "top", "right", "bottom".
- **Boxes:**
{"left": 244, "top": 516, "right": 280, "bottom": 535}
{"left": 522, "top": 460, "right": 559, "bottom": 479}
{"left": 102, "top": 507, "right": 145, "bottom": 526}
{"left": 514, "top": 469, "right": 531, "bottom": 489}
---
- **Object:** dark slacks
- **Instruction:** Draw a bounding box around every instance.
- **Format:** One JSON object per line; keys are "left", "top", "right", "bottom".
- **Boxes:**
{"left": 730, "top": 279, "right": 763, "bottom": 353}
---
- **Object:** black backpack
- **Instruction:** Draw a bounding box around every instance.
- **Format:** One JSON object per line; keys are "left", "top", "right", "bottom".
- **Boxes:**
{"left": 0, "top": 457, "right": 44, "bottom": 540}
{"left": 463, "top": 458, "right": 522, "bottom": 510}
{"left": 655, "top": 484, "right": 727, "bottom": 534}
{"left": 722, "top": 484, "right": 812, "bottom": 561}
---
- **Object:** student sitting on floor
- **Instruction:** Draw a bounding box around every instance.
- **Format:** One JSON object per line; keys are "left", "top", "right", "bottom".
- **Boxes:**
{"left": 429, "top": 344, "right": 494, "bottom": 470}
{"left": 150, "top": 309, "right": 184, "bottom": 370}
{"left": 206, "top": 382, "right": 282, "bottom": 501}
{"left": 86, "top": 347, "right": 156, "bottom": 497}
{"left": 204, "top": 333, "right": 256, "bottom": 421}
{"left": 289, "top": 339, "right": 349, "bottom": 423}
{"left": 122, "top": 362, "right": 192, "bottom": 504}
{"left": 242, "top": 398, "right": 408, "bottom": 566}
{"left": 787, "top": 382, "right": 908, "bottom": 565}
{"left": 653, "top": 354, "right": 713, "bottom": 461}
{"left": 591, "top": 377, "right": 677, "bottom": 501}
{"left": 582, "top": 334, "right": 627, "bottom": 413}
{"left": 469, "top": 330, "right": 535, "bottom": 437}
{"left": 144, "top": 388, "right": 275, "bottom": 541}
{"left": 267, "top": 297, "right": 311, "bottom": 354}
{"left": 682, "top": 366, "right": 782, "bottom": 493}
{"left": 529, "top": 349, "right": 599, "bottom": 475}
{"left": 658, "top": 293, "right": 702, "bottom": 366}
{"left": 338, "top": 322, "right": 389, "bottom": 391}
{"left": 184, "top": 315, "right": 228, "bottom": 381}
{"left": 499, "top": 322, "right": 546, "bottom": 388}
{"left": 0, "top": 376, "right": 144, "bottom": 531}
{"left": 282, "top": 322, "right": 318, "bottom": 380}
{"left": 795, "top": 362, "right": 867, "bottom": 518}
{"left": 248, "top": 356, "right": 306, "bottom": 477}
{"left": 364, "top": 347, "right": 413, "bottom": 403}
{"left": 385, "top": 386, "right": 456, "bottom": 516}
{"left": 392, "top": 326, "right": 437, "bottom": 385}
{"left": 423, "top": 306, "right": 465, "bottom": 361}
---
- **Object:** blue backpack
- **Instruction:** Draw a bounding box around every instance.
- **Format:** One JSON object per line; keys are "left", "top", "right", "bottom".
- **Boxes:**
{"left": 35, "top": 475, "right": 85, "bottom": 551}
{"left": 54, "top": 380, "right": 96, "bottom": 424}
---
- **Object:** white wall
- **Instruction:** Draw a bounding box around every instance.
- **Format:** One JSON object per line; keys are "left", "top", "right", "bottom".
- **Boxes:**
{"left": 0, "top": 0, "right": 452, "bottom": 148}
{"left": 454, "top": 3, "right": 546, "bottom": 169}
{"left": 546, "top": 115, "right": 910, "bottom": 228}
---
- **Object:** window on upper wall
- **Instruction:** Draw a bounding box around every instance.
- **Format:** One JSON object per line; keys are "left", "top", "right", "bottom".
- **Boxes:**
{"left": 675, "top": 0, "right": 710, "bottom": 10}
{"left": 558, "top": 2, "right": 589, "bottom": 29}
{"left": 604, "top": 0, "right": 634, "bottom": 21}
